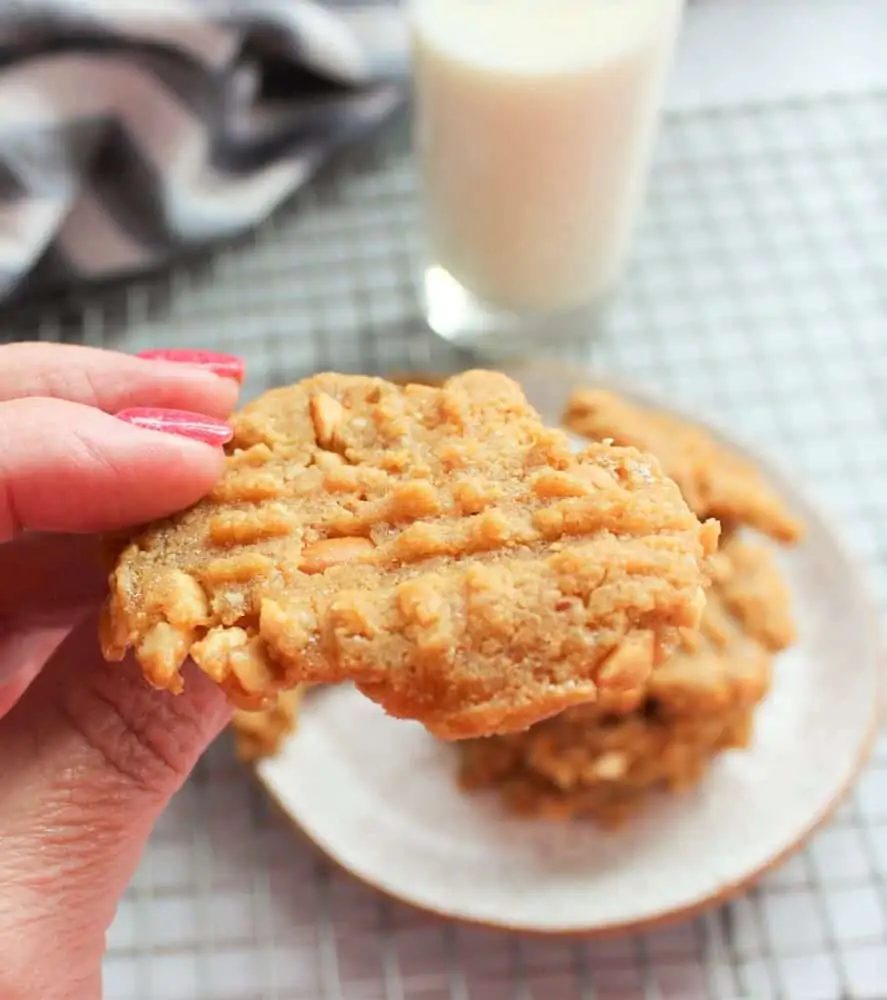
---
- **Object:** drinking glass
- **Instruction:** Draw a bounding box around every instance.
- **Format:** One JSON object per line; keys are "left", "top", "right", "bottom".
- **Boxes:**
{"left": 408, "top": 0, "right": 685, "bottom": 357}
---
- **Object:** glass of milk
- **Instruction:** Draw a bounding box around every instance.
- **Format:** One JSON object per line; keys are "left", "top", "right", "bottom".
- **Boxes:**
{"left": 408, "top": 0, "right": 685, "bottom": 356}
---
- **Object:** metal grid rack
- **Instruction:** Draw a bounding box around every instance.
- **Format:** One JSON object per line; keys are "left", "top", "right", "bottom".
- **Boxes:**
{"left": 3, "top": 34, "right": 886, "bottom": 1000}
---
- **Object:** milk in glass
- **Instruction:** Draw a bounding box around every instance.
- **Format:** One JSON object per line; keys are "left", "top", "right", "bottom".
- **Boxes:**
{"left": 409, "top": 0, "right": 684, "bottom": 353}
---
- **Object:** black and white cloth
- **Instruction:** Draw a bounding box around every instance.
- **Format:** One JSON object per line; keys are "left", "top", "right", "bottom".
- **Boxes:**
{"left": 0, "top": 0, "right": 408, "bottom": 300}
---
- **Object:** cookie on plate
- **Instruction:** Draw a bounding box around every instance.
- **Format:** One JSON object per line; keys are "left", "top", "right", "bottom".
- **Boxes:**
{"left": 231, "top": 687, "right": 304, "bottom": 762}
{"left": 564, "top": 389, "right": 803, "bottom": 544}
{"left": 457, "top": 538, "right": 796, "bottom": 825}
{"left": 101, "top": 370, "right": 718, "bottom": 739}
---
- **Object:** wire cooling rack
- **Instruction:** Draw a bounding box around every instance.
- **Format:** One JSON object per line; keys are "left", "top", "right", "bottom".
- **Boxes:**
{"left": 3, "top": 11, "right": 887, "bottom": 1000}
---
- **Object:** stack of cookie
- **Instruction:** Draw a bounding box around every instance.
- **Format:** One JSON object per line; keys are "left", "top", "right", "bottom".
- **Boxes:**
{"left": 457, "top": 389, "right": 803, "bottom": 827}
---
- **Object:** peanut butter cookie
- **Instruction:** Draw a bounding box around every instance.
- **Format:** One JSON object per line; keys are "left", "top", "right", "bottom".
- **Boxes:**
{"left": 231, "top": 687, "right": 304, "bottom": 762}
{"left": 564, "top": 389, "right": 803, "bottom": 544}
{"left": 457, "top": 539, "right": 795, "bottom": 823}
{"left": 102, "top": 371, "right": 717, "bottom": 739}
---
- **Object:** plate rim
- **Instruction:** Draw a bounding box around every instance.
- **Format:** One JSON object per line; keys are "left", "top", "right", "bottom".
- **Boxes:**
{"left": 254, "top": 365, "right": 886, "bottom": 936}
{"left": 259, "top": 712, "right": 881, "bottom": 938}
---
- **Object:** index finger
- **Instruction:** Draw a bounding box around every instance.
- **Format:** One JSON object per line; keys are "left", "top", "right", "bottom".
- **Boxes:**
{"left": 0, "top": 342, "right": 242, "bottom": 417}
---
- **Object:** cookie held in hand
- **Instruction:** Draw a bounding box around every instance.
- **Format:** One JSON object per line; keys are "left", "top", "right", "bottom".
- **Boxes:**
{"left": 101, "top": 371, "right": 718, "bottom": 739}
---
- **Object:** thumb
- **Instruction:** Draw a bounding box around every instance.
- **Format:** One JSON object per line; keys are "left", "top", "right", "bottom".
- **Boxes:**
{"left": 0, "top": 396, "right": 233, "bottom": 540}
{"left": 0, "top": 613, "right": 231, "bottom": 999}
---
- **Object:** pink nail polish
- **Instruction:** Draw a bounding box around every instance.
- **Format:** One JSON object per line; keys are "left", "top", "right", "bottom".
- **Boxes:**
{"left": 137, "top": 348, "right": 245, "bottom": 383}
{"left": 116, "top": 408, "right": 234, "bottom": 447}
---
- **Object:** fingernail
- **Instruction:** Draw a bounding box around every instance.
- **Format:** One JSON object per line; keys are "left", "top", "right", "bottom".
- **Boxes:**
{"left": 116, "top": 407, "right": 234, "bottom": 447}
{"left": 137, "top": 348, "right": 245, "bottom": 383}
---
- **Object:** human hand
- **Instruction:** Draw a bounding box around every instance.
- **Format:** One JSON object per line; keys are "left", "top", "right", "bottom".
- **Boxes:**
{"left": 0, "top": 342, "right": 244, "bottom": 999}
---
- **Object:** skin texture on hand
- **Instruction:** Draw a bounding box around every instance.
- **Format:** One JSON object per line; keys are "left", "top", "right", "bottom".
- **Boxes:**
{"left": 0, "top": 342, "right": 242, "bottom": 999}
{"left": 0, "top": 628, "right": 231, "bottom": 998}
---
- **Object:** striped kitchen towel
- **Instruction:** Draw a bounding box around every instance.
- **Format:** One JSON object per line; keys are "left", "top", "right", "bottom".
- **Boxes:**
{"left": 0, "top": 0, "right": 408, "bottom": 301}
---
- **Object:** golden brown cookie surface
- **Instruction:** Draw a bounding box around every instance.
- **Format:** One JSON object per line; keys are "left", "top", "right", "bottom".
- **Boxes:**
{"left": 457, "top": 538, "right": 795, "bottom": 823}
{"left": 385, "top": 370, "right": 449, "bottom": 388}
{"left": 459, "top": 704, "right": 757, "bottom": 828}
{"left": 564, "top": 389, "right": 803, "bottom": 544}
{"left": 231, "top": 687, "right": 303, "bottom": 762}
{"left": 716, "top": 535, "right": 796, "bottom": 652}
{"left": 101, "top": 371, "right": 717, "bottom": 739}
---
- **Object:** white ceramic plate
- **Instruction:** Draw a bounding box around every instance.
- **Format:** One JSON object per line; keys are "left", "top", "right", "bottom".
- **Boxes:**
{"left": 256, "top": 364, "right": 883, "bottom": 935}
